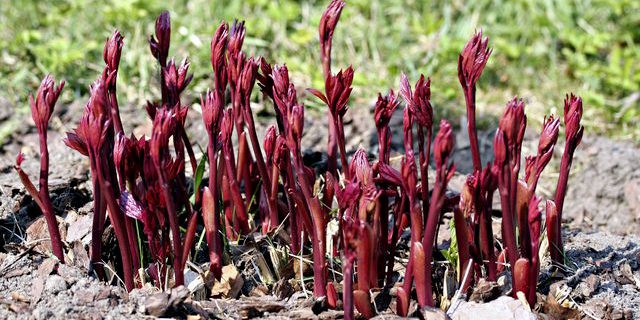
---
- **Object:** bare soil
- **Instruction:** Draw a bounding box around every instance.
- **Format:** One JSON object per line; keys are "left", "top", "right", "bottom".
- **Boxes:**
{"left": 1, "top": 98, "right": 639, "bottom": 319}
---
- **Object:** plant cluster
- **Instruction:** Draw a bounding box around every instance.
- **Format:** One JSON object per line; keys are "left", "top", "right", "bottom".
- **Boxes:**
{"left": 16, "top": 1, "right": 583, "bottom": 317}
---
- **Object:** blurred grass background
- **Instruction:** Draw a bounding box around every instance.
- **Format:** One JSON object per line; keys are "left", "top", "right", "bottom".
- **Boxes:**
{"left": 1, "top": 0, "right": 638, "bottom": 142}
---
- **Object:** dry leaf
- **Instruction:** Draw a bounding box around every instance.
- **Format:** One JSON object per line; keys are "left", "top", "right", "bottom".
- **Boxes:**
{"left": 211, "top": 264, "right": 243, "bottom": 298}
{"left": 26, "top": 216, "right": 67, "bottom": 257}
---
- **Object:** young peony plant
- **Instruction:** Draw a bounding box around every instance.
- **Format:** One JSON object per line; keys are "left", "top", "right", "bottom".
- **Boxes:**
{"left": 16, "top": 0, "right": 583, "bottom": 316}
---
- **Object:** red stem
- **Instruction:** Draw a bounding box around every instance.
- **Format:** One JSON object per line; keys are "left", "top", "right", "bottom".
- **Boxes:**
{"left": 336, "top": 117, "right": 350, "bottom": 180}
{"left": 417, "top": 126, "right": 432, "bottom": 228}
{"left": 343, "top": 256, "right": 354, "bottom": 320}
{"left": 497, "top": 167, "right": 518, "bottom": 289}
{"left": 292, "top": 153, "right": 327, "bottom": 297}
{"left": 223, "top": 139, "right": 251, "bottom": 235}
{"left": 206, "top": 139, "right": 223, "bottom": 278}
{"left": 480, "top": 196, "right": 496, "bottom": 280}
{"left": 89, "top": 173, "right": 106, "bottom": 278}
{"left": 454, "top": 207, "right": 472, "bottom": 293}
{"left": 99, "top": 175, "right": 135, "bottom": 291}
{"left": 464, "top": 86, "right": 482, "bottom": 172}
{"left": 243, "top": 106, "right": 279, "bottom": 230}
{"left": 386, "top": 194, "right": 406, "bottom": 286}
{"left": 108, "top": 91, "right": 124, "bottom": 135}
{"left": 421, "top": 166, "right": 452, "bottom": 307}
{"left": 124, "top": 216, "right": 140, "bottom": 275}
{"left": 38, "top": 132, "right": 65, "bottom": 262}
{"left": 551, "top": 146, "right": 576, "bottom": 266}
{"left": 154, "top": 166, "right": 184, "bottom": 287}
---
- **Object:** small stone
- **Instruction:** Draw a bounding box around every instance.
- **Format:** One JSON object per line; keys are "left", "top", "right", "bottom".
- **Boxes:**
{"left": 623, "top": 179, "right": 640, "bottom": 219}
{"left": 611, "top": 308, "right": 625, "bottom": 320}
{"left": 497, "top": 274, "right": 512, "bottom": 295}
{"left": 74, "top": 289, "right": 97, "bottom": 305}
{"left": 168, "top": 285, "right": 190, "bottom": 308}
{"left": 45, "top": 275, "right": 68, "bottom": 294}
{"left": 32, "top": 307, "right": 54, "bottom": 320}
{"left": 145, "top": 292, "right": 169, "bottom": 317}
{"left": 579, "top": 274, "right": 600, "bottom": 297}
{"left": 616, "top": 263, "right": 635, "bottom": 285}
{"left": 371, "top": 315, "right": 414, "bottom": 320}
{"left": 95, "top": 287, "right": 113, "bottom": 300}
{"left": 312, "top": 296, "right": 328, "bottom": 315}
{"left": 449, "top": 296, "right": 536, "bottom": 320}
{"left": 57, "top": 264, "right": 81, "bottom": 284}
{"left": 37, "top": 258, "right": 58, "bottom": 278}
{"left": 623, "top": 309, "right": 634, "bottom": 319}
{"left": 273, "top": 279, "right": 295, "bottom": 300}
{"left": 470, "top": 279, "right": 501, "bottom": 302}
{"left": 420, "top": 306, "right": 449, "bottom": 320}
{"left": 249, "top": 284, "right": 269, "bottom": 297}
{"left": 70, "top": 240, "right": 90, "bottom": 270}
{"left": 66, "top": 215, "right": 93, "bottom": 244}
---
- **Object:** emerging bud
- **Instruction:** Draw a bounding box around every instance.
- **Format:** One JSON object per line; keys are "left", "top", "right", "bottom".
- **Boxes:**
{"left": 211, "top": 22, "right": 229, "bottom": 75}
{"left": 273, "top": 135, "right": 289, "bottom": 169}
{"left": 480, "top": 163, "right": 497, "bottom": 192}
{"left": 238, "top": 56, "right": 258, "bottom": 106}
{"left": 319, "top": 0, "right": 345, "bottom": 67}
{"left": 150, "top": 108, "right": 176, "bottom": 166}
{"left": 524, "top": 155, "right": 536, "bottom": 182}
{"left": 16, "top": 153, "right": 26, "bottom": 169}
{"left": 103, "top": 30, "right": 124, "bottom": 73}
{"left": 149, "top": 11, "right": 171, "bottom": 65}
{"left": 323, "top": 66, "right": 354, "bottom": 118}
{"left": 458, "top": 30, "right": 492, "bottom": 88}
{"left": 493, "top": 129, "right": 507, "bottom": 166}
{"left": 401, "top": 150, "right": 418, "bottom": 195}
{"left": 538, "top": 115, "right": 560, "bottom": 155}
{"left": 287, "top": 104, "right": 305, "bottom": 151}
{"left": 400, "top": 73, "right": 432, "bottom": 128}
{"left": 498, "top": 97, "right": 526, "bottom": 147}
{"left": 434, "top": 120, "right": 454, "bottom": 168}
{"left": 228, "top": 20, "right": 246, "bottom": 59}
{"left": 378, "top": 162, "right": 403, "bottom": 187}
{"left": 113, "top": 132, "right": 127, "bottom": 176}
{"left": 412, "top": 75, "right": 433, "bottom": 128}
{"left": 563, "top": 93, "right": 584, "bottom": 147}
{"left": 145, "top": 101, "right": 158, "bottom": 120}
{"left": 526, "top": 115, "right": 560, "bottom": 186}
{"left": 164, "top": 58, "right": 193, "bottom": 100}
{"left": 349, "top": 148, "right": 373, "bottom": 187}
{"left": 373, "top": 89, "right": 399, "bottom": 129}
{"left": 69, "top": 79, "right": 111, "bottom": 156}
{"left": 272, "top": 64, "right": 296, "bottom": 110}
{"left": 201, "top": 89, "right": 224, "bottom": 135}
{"left": 220, "top": 108, "right": 234, "bottom": 145}
{"left": 263, "top": 125, "right": 277, "bottom": 162}
{"left": 460, "top": 174, "right": 477, "bottom": 218}
{"left": 257, "top": 57, "right": 274, "bottom": 99}
{"left": 30, "top": 75, "right": 65, "bottom": 134}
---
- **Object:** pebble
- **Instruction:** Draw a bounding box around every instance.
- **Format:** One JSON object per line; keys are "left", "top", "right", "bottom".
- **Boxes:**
{"left": 45, "top": 275, "right": 68, "bottom": 295}
{"left": 449, "top": 296, "right": 536, "bottom": 320}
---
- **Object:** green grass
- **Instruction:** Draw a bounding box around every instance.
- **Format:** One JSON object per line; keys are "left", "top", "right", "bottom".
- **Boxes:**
{"left": 1, "top": 0, "right": 638, "bottom": 140}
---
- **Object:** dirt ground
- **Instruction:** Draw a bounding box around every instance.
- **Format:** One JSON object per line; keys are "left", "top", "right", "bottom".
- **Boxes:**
{"left": 1, "top": 97, "right": 639, "bottom": 319}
